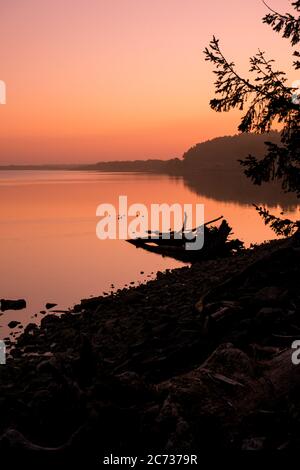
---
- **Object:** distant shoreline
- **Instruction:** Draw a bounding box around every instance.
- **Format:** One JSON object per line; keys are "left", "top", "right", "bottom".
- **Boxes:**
{"left": 0, "top": 164, "right": 236, "bottom": 173}
{"left": 0, "top": 160, "right": 180, "bottom": 173}
{"left": 0, "top": 161, "right": 298, "bottom": 209}
{"left": 0, "top": 131, "right": 281, "bottom": 174}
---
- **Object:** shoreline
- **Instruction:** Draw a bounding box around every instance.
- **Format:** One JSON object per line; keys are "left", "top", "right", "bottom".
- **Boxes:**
{"left": 2, "top": 236, "right": 300, "bottom": 458}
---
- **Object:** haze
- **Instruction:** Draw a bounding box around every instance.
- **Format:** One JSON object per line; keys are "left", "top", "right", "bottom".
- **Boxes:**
{"left": 0, "top": 0, "right": 295, "bottom": 163}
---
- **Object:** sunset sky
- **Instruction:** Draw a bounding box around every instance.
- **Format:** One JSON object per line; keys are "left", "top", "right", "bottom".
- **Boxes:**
{"left": 0, "top": 0, "right": 296, "bottom": 164}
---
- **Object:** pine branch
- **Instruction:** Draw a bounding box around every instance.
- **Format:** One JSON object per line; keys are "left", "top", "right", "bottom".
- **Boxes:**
{"left": 204, "top": 1, "right": 300, "bottom": 237}
{"left": 253, "top": 204, "right": 300, "bottom": 236}
{"left": 263, "top": 1, "right": 300, "bottom": 47}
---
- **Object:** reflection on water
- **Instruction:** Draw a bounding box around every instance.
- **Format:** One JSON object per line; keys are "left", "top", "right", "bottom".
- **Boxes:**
{"left": 182, "top": 169, "right": 298, "bottom": 210}
{"left": 0, "top": 170, "right": 299, "bottom": 337}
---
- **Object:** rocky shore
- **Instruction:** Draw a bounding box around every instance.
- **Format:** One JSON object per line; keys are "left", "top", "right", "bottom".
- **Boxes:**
{"left": 1, "top": 236, "right": 300, "bottom": 462}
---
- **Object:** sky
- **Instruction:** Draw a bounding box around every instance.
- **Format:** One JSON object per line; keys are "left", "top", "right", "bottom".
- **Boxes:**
{"left": 0, "top": 0, "right": 297, "bottom": 164}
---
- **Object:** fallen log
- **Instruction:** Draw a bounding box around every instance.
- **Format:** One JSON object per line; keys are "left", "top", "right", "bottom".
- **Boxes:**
{"left": 127, "top": 219, "right": 243, "bottom": 263}
{"left": 158, "top": 343, "right": 299, "bottom": 450}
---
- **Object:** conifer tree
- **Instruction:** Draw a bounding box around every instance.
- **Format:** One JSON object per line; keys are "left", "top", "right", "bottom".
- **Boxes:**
{"left": 205, "top": 1, "right": 300, "bottom": 236}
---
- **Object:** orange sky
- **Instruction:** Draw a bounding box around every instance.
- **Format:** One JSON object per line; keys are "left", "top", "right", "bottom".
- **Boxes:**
{"left": 0, "top": 0, "right": 296, "bottom": 163}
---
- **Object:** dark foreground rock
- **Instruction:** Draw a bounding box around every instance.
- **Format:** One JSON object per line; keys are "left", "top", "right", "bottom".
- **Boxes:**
{"left": 1, "top": 237, "right": 300, "bottom": 462}
{"left": 45, "top": 303, "right": 57, "bottom": 310}
{"left": 8, "top": 321, "right": 21, "bottom": 329}
{"left": 0, "top": 299, "right": 26, "bottom": 311}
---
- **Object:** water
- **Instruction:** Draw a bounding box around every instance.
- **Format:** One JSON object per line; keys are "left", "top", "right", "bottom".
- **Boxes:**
{"left": 0, "top": 170, "right": 299, "bottom": 338}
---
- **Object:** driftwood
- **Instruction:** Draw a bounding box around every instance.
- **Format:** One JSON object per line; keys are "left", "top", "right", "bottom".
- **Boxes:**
{"left": 127, "top": 219, "right": 243, "bottom": 263}
{"left": 145, "top": 215, "right": 224, "bottom": 239}
{"left": 131, "top": 215, "right": 225, "bottom": 248}
{"left": 158, "top": 343, "right": 299, "bottom": 450}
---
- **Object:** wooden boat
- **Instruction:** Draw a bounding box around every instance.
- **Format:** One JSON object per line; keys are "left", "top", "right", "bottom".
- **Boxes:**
{"left": 126, "top": 216, "right": 244, "bottom": 263}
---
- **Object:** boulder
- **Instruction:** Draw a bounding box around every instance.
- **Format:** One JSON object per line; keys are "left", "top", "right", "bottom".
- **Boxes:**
{"left": 253, "top": 286, "right": 288, "bottom": 306}
{"left": 8, "top": 321, "right": 21, "bottom": 329}
{"left": 45, "top": 303, "right": 57, "bottom": 310}
{"left": 0, "top": 299, "right": 26, "bottom": 311}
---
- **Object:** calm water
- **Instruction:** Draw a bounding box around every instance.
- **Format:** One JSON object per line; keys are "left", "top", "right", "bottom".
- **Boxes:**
{"left": 0, "top": 170, "right": 299, "bottom": 338}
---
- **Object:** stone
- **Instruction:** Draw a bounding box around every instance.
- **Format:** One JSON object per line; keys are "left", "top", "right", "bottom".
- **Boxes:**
{"left": 0, "top": 299, "right": 26, "bottom": 311}
{"left": 7, "top": 321, "right": 21, "bottom": 329}
{"left": 256, "top": 307, "right": 283, "bottom": 322}
{"left": 253, "top": 286, "right": 287, "bottom": 306}
{"left": 40, "top": 314, "right": 61, "bottom": 329}
{"left": 45, "top": 303, "right": 57, "bottom": 309}
{"left": 24, "top": 323, "right": 38, "bottom": 335}
{"left": 242, "top": 437, "right": 266, "bottom": 451}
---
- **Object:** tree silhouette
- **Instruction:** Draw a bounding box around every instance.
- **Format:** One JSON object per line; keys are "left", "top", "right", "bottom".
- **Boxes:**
{"left": 205, "top": 1, "right": 300, "bottom": 236}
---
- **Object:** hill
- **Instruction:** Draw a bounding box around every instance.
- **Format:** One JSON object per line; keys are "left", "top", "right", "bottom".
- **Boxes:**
{"left": 181, "top": 131, "right": 281, "bottom": 171}
{"left": 0, "top": 132, "right": 282, "bottom": 175}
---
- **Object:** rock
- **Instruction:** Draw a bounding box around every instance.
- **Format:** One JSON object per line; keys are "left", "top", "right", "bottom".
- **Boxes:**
{"left": 242, "top": 437, "right": 266, "bottom": 451}
{"left": 45, "top": 303, "right": 57, "bottom": 310}
{"left": 250, "top": 344, "right": 281, "bottom": 360}
{"left": 40, "top": 315, "right": 61, "bottom": 329}
{"left": 0, "top": 428, "right": 67, "bottom": 454}
{"left": 50, "top": 310, "right": 68, "bottom": 314}
{"left": 8, "top": 321, "right": 21, "bottom": 329}
{"left": 32, "top": 389, "right": 52, "bottom": 403}
{"left": 76, "top": 334, "right": 97, "bottom": 386}
{"left": 76, "top": 297, "right": 102, "bottom": 311}
{"left": 1, "top": 239, "right": 300, "bottom": 454}
{"left": 0, "top": 299, "right": 26, "bottom": 311}
{"left": 124, "top": 291, "right": 143, "bottom": 304}
{"left": 23, "top": 345, "right": 37, "bottom": 353}
{"left": 256, "top": 307, "right": 283, "bottom": 322}
{"left": 36, "top": 358, "right": 57, "bottom": 374}
{"left": 200, "top": 301, "right": 242, "bottom": 334}
{"left": 253, "top": 286, "right": 287, "bottom": 306}
{"left": 10, "top": 348, "right": 21, "bottom": 358}
{"left": 24, "top": 323, "right": 38, "bottom": 335}
{"left": 202, "top": 343, "right": 255, "bottom": 378}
